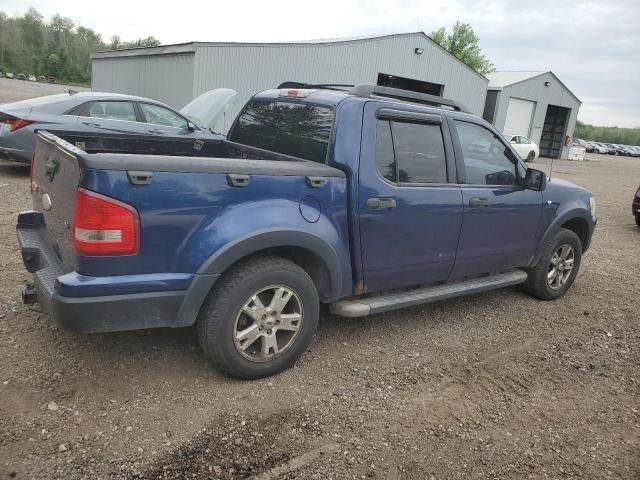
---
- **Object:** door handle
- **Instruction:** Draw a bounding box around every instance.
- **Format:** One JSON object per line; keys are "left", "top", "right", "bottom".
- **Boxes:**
{"left": 367, "top": 197, "right": 396, "bottom": 210}
{"left": 469, "top": 197, "right": 490, "bottom": 207}
{"left": 82, "top": 121, "right": 99, "bottom": 127}
{"left": 148, "top": 129, "right": 162, "bottom": 134}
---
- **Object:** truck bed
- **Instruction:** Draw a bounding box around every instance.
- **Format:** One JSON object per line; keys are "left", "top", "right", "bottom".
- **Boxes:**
{"left": 28, "top": 131, "right": 350, "bottom": 294}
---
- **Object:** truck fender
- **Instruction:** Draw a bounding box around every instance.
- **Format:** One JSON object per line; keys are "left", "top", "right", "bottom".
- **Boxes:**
{"left": 530, "top": 207, "right": 593, "bottom": 266}
{"left": 196, "top": 229, "right": 345, "bottom": 301}
{"left": 174, "top": 229, "right": 346, "bottom": 328}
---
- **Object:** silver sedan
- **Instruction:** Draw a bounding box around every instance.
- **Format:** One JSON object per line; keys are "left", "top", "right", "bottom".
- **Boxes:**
{"left": 0, "top": 90, "right": 235, "bottom": 164}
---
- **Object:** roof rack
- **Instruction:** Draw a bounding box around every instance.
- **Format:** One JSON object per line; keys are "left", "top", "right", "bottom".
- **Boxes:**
{"left": 277, "top": 81, "right": 354, "bottom": 92}
{"left": 349, "top": 84, "right": 470, "bottom": 113}
{"left": 276, "top": 81, "right": 470, "bottom": 113}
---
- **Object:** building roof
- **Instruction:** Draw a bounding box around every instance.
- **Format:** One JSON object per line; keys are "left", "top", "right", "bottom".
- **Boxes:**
{"left": 91, "top": 32, "right": 488, "bottom": 81}
{"left": 487, "top": 70, "right": 581, "bottom": 104}
{"left": 487, "top": 71, "right": 546, "bottom": 88}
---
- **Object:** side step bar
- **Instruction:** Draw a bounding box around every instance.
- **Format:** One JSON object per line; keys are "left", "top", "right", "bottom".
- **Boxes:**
{"left": 330, "top": 270, "right": 528, "bottom": 318}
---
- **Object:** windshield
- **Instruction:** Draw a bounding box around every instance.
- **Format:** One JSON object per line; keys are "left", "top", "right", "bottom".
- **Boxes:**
{"left": 228, "top": 99, "right": 334, "bottom": 163}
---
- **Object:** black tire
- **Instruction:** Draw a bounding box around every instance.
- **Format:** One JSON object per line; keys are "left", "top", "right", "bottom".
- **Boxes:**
{"left": 526, "top": 151, "right": 535, "bottom": 162}
{"left": 635, "top": 215, "right": 640, "bottom": 227}
{"left": 523, "top": 228, "right": 582, "bottom": 300}
{"left": 197, "top": 255, "right": 319, "bottom": 379}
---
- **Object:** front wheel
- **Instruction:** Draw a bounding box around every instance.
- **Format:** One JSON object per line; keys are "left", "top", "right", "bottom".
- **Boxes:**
{"left": 523, "top": 228, "right": 582, "bottom": 300}
{"left": 197, "top": 255, "right": 319, "bottom": 379}
{"left": 635, "top": 215, "right": 640, "bottom": 227}
{"left": 526, "top": 151, "right": 535, "bottom": 162}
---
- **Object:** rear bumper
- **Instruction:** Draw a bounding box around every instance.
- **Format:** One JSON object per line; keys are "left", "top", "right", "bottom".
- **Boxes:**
{"left": 17, "top": 210, "right": 218, "bottom": 333}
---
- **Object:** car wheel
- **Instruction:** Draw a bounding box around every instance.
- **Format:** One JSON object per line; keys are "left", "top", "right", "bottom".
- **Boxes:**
{"left": 526, "top": 151, "right": 535, "bottom": 162}
{"left": 636, "top": 215, "right": 640, "bottom": 227}
{"left": 523, "top": 228, "right": 582, "bottom": 300}
{"left": 197, "top": 255, "right": 319, "bottom": 379}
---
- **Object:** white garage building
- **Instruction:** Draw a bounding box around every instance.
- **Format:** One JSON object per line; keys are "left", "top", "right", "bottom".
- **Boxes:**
{"left": 483, "top": 71, "right": 582, "bottom": 159}
{"left": 91, "top": 36, "right": 581, "bottom": 159}
{"left": 91, "top": 32, "right": 489, "bottom": 132}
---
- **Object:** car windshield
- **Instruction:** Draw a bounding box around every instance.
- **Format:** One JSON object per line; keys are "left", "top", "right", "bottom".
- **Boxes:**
{"left": 228, "top": 99, "right": 334, "bottom": 164}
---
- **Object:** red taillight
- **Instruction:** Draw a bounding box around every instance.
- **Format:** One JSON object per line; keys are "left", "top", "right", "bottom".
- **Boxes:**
{"left": 2, "top": 118, "right": 34, "bottom": 132}
{"left": 72, "top": 188, "right": 140, "bottom": 256}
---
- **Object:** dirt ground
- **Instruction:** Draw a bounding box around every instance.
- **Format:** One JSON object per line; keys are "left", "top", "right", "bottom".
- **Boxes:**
{"left": 0, "top": 81, "right": 638, "bottom": 479}
{"left": 0, "top": 78, "right": 89, "bottom": 104}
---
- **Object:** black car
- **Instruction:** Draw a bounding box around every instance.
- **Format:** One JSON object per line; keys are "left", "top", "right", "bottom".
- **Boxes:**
{"left": 604, "top": 143, "right": 617, "bottom": 155}
{"left": 634, "top": 186, "right": 640, "bottom": 227}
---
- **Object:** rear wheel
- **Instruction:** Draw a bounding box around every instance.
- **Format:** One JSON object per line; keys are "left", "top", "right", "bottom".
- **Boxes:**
{"left": 635, "top": 215, "right": 640, "bottom": 227}
{"left": 526, "top": 151, "right": 535, "bottom": 162}
{"left": 523, "top": 228, "right": 582, "bottom": 300}
{"left": 197, "top": 255, "right": 319, "bottom": 379}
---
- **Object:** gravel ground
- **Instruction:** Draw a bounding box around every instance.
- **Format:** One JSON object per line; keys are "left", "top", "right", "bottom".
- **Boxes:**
{"left": 0, "top": 78, "right": 89, "bottom": 104}
{"left": 0, "top": 94, "right": 638, "bottom": 478}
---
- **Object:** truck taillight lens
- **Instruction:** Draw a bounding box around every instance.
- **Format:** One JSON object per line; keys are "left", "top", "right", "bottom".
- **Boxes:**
{"left": 72, "top": 188, "right": 140, "bottom": 256}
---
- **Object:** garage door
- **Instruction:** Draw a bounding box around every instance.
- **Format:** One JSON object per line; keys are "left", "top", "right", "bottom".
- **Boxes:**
{"left": 504, "top": 97, "right": 535, "bottom": 136}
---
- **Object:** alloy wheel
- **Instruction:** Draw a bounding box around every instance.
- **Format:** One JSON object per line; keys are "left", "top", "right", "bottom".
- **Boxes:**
{"left": 547, "top": 244, "right": 575, "bottom": 290}
{"left": 233, "top": 285, "right": 303, "bottom": 362}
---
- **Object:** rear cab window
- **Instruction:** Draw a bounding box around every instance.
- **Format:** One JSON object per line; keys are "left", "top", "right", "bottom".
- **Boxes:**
{"left": 228, "top": 98, "right": 334, "bottom": 164}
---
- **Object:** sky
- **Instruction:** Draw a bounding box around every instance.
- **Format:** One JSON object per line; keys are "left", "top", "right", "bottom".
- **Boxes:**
{"left": 3, "top": 0, "right": 639, "bottom": 128}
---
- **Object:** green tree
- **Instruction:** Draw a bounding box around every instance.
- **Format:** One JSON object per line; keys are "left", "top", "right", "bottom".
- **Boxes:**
{"left": 574, "top": 120, "right": 640, "bottom": 145}
{"left": 0, "top": 8, "right": 163, "bottom": 85}
{"left": 430, "top": 22, "right": 495, "bottom": 75}
{"left": 108, "top": 35, "right": 122, "bottom": 50}
{"left": 46, "top": 53, "right": 60, "bottom": 76}
{"left": 105, "top": 35, "right": 161, "bottom": 50}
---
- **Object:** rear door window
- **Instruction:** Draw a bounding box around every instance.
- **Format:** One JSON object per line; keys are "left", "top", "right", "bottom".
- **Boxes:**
{"left": 375, "top": 119, "right": 447, "bottom": 184}
{"left": 229, "top": 100, "right": 334, "bottom": 163}
{"left": 87, "top": 101, "right": 137, "bottom": 122}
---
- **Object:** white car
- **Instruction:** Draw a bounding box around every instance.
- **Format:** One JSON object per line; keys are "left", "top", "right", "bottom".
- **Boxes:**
{"left": 592, "top": 142, "right": 609, "bottom": 155}
{"left": 505, "top": 134, "right": 539, "bottom": 162}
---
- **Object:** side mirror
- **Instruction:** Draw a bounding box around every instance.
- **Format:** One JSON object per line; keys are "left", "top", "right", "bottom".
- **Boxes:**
{"left": 186, "top": 121, "right": 196, "bottom": 131}
{"left": 524, "top": 168, "right": 547, "bottom": 191}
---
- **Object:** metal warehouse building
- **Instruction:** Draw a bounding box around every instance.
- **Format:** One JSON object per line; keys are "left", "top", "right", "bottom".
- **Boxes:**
{"left": 483, "top": 71, "right": 581, "bottom": 159}
{"left": 91, "top": 32, "right": 489, "bottom": 129}
{"left": 92, "top": 34, "right": 581, "bottom": 159}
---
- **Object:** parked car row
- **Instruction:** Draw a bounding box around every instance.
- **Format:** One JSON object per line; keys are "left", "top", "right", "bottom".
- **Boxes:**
{"left": 0, "top": 72, "right": 55, "bottom": 83}
{"left": 577, "top": 139, "right": 640, "bottom": 157}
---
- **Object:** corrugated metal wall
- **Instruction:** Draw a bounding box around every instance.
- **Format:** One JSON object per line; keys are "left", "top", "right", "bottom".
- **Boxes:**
{"left": 492, "top": 72, "right": 581, "bottom": 159}
{"left": 92, "top": 53, "right": 195, "bottom": 109}
{"left": 191, "top": 34, "right": 488, "bottom": 123}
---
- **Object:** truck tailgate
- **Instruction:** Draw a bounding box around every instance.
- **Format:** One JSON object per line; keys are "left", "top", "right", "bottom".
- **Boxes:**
{"left": 30, "top": 131, "right": 82, "bottom": 270}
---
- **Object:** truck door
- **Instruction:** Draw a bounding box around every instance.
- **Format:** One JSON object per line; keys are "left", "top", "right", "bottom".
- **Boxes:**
{"left": 448, "top": 116, "right": 543, "bottom": 278}
{"left": 357, "top": 103, "right": 463, "bottom": 293}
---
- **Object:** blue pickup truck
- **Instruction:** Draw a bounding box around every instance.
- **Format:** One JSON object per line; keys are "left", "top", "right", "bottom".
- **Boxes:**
{"left": 17, "top": 84, "right": 596, "bottom": 378}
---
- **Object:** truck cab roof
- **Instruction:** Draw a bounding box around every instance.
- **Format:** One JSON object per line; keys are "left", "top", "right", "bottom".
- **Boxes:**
{"left": 252, "top": 84, "right": 471, "bottom": 116}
